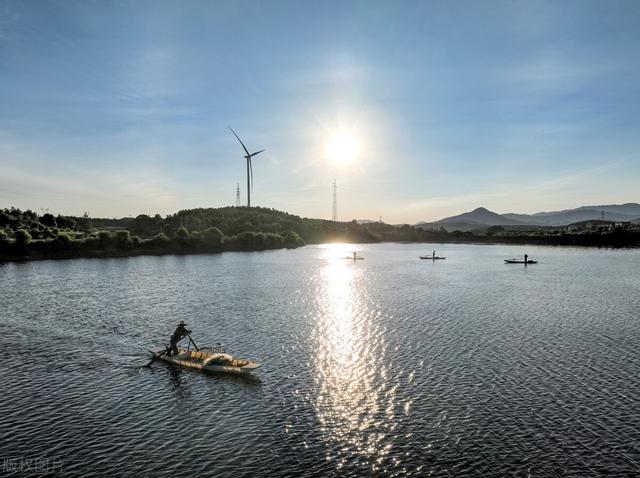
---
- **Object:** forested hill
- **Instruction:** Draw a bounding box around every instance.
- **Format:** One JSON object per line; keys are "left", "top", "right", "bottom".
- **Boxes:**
{"left": 126, "top": 207, "right": 431, "bottom": 243}
{"left": 0, "top": 206, "right": 438, "bottom": 261}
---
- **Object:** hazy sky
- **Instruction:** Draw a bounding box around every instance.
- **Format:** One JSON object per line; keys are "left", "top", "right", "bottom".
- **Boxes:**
{"left": 1, "top": 0, "right": 639, "bottom": 222}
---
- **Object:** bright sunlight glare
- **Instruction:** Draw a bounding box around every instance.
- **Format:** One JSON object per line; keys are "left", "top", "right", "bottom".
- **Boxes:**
{"left": 326, "top": 132, "right": 359, "bottom": 166}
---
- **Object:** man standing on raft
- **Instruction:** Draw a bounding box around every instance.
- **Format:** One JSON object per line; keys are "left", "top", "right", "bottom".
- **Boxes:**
{"left": 167, "top": 320, "right": 191, "bottom": 356}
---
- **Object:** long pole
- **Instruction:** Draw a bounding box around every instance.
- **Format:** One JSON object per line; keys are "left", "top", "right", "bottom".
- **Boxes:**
{"left": 247, "top": 157, "right": 251, "bottom": 207}
{"left": 187, "top": 334, "right": 200, "bottom": 351}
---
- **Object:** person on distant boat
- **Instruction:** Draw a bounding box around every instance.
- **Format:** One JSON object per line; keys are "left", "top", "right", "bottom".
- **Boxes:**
{"left": 433, "top": 250, "right": 436, "bottom": 259}
{"left": 524, "top": 254, "right": 528, "bottom": 264}
{"left": 353, "top": 251, "right": 356, "bottom": 261}
{"left": 167, "top": 320, "right": 191, "bottom": 356}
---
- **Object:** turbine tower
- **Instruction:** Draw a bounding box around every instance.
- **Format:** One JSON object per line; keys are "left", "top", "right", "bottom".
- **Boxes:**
{"left": 229, "top": 127, "right": 265, "bottom": 207}
{"left": 235, "top": 183, "right": 241, "bottom": 207}
{"left": 332, "top": 179, "right": 338, "bottom": 221}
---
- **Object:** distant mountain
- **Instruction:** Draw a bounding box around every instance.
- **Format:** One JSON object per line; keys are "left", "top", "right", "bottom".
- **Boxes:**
{"left": 503, "top": 203, "right": 640, "bottom": 226}
{"left": 534, "top": 203, "right": 640, "bottom": 217}
{"left": 417, "top": 207, "right": 525, "bottom": 231}
{"left": 500, "top": 213, "right": 539, "bottom": 223}
{"left": 434, "top": 207, "right": 524, "bottom": 226}
{"left": 418, "top": 203, "right": 640, "bottom": 230}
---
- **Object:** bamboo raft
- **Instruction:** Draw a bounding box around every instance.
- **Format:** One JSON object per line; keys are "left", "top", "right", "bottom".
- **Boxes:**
{"left": 149, "top": 346, "right": 261, "bottom": 375}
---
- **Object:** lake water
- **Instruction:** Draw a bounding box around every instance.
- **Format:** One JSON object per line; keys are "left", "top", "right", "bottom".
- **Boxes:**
{"left": 1, "top": 243, "right": 640, "bottom": 477}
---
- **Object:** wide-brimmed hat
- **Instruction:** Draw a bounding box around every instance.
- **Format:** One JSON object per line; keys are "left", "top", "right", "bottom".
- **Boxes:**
{"left": 178, "top": 320, "right": 187, "bottom": 326}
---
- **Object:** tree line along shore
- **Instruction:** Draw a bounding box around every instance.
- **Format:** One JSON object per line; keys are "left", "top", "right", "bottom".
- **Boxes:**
{"left": 1, "top": 206, "right": 639, "bottom": 262}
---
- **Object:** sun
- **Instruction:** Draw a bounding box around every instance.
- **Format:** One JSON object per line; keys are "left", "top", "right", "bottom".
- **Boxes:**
{"left": 326, "top": 132, "right": 359, "bottom": 165}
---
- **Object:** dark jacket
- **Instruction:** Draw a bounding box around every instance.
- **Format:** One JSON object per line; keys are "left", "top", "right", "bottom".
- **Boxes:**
{"left": 170, "top": 325, "right": 191, "bottom": 344}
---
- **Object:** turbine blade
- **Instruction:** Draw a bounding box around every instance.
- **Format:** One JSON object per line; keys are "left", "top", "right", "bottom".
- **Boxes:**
{"left": 228, "top": 126, "right": 251, "bottom": 157}
{"left": 249, "top": 149, "right": 265, "bottom": 158}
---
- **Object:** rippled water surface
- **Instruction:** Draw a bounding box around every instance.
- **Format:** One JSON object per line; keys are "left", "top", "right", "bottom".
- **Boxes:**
{"left": 2, "top": 243, "right": 640, "bottom": 476}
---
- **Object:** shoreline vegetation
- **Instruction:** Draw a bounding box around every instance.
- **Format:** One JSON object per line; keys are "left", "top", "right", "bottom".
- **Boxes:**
{"left": 1, "top": 206, "right": 639, "bottom": 262}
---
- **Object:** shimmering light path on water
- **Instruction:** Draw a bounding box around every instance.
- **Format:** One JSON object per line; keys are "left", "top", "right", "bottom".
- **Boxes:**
{"left": 1, "top": 243, "right": 640, "bottom": 476}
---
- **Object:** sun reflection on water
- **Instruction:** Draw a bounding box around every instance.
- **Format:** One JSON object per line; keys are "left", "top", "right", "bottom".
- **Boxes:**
{"left": 311, "top": 244, "right": 397, "bottom": 471}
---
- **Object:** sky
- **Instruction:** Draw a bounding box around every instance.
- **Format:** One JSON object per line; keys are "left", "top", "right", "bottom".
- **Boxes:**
{"left": 1, "top": 0, "right": 639, "bottom": 223}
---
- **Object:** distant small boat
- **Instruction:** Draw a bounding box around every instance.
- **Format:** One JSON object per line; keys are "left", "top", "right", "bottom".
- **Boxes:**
{"left": 420, "top": 256, "right": 446, "bottom": 260}
{"left": 504, "top": 259, "right": 537, "bottom": 264}
{"left": 148, "top": 345, "right": 261, "bottom": 375}
{"left": 344, "top": 252, "right": 364, "bottom": 260}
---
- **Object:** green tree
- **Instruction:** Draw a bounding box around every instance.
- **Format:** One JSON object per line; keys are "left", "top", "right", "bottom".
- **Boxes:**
{"left": 147, "top": 232, "right": 170, "bottom": 249}
{"left": 281, "top": 230, "right": 305, "bottom": 248}
{"left": 15, "top": 229, "right": 32, "bottom": 245}
{"left": 115, "top": 230, "right": 132, "bottom": 249}
{"left": 40, "top": 213, "right": 57, "bottom": 228}
{"left": 0, "top": 211, "right": 16, "bottom": 228}
{"left": 56, "top": 232, "right": 74, "bottom": 250}
{"left": 94, "top": 230, "right": 113, "bottom": 249}
{"left": 201, "top": 227, "right": 224, "bottom": 247}
{"left": 57, "top": 215, "right": 77, "bottom": 230}
{"left": 132, "top": 214, "right": 160, "bottom": 237}
{"left": 232, "top": 231, "right": 256, "bottom": 249}
{"left": 174, "top": 226, "right": 191, "bottom": 247}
